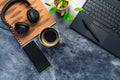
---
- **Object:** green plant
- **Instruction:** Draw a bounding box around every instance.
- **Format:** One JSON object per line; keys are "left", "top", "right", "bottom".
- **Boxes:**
{"left": 45, "top": 0, "right": 84, "bottom": 21}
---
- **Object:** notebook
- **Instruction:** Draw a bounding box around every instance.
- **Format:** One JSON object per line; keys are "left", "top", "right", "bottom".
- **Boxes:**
{"left": 0, "top": 0, "right": 55, "bottom": 45}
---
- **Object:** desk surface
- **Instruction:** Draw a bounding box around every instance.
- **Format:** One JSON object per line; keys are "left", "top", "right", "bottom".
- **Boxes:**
{"left": 0, "top": 0, "right": 120, "bottom": 80}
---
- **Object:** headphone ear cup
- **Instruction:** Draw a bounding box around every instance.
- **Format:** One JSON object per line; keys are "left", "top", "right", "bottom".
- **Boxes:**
{"left": 14, "top": 22, "right": 29, "bottom": 34}
{"left": 27, "top": 9, "right": 40, "bottom": 23}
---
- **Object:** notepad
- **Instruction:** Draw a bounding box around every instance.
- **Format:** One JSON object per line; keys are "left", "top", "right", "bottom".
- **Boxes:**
{"left": 0, "top": 0, "right": 55, "bottom": 45}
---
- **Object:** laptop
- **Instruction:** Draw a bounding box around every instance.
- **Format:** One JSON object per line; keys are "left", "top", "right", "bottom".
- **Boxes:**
{"left": 70, "top": 0, "right": 120, "bottom": 57}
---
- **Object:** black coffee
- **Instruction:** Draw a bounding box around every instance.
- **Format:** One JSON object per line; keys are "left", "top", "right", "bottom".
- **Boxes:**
{"left": 43, "top": 30, "right": 57, "bottom": 42}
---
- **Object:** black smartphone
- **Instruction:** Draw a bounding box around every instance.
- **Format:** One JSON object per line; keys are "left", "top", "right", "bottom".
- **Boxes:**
{"left": 23, "top": 41, "right": 50, "bottom": 73}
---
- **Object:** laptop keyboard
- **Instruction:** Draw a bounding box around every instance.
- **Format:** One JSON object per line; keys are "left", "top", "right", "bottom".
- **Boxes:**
{"left": 83, "top": 0, "right": 120, "bottom": 35}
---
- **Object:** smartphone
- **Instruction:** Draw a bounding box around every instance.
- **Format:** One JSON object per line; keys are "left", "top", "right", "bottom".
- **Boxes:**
{"left": 23, "top": 41, "right": 50, "bottom": 73}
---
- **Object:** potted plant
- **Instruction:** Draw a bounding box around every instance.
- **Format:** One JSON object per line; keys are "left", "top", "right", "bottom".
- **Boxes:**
{"left": 45, "top": 0, "right": 84, "bottom": 21}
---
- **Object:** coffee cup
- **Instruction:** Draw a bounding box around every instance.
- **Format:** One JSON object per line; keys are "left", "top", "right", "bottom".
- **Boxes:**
{"left": 39, "top": 28, "right": 60, "bottom": 47}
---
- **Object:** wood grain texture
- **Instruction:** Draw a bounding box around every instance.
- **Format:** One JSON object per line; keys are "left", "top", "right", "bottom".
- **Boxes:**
{"left": 0, "top": 0, "right": 55, "bottom": 45}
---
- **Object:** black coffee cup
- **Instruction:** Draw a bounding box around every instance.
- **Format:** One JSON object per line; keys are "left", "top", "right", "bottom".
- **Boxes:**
{"left": 39, "top": 28, "right": 59, "bottom": 47}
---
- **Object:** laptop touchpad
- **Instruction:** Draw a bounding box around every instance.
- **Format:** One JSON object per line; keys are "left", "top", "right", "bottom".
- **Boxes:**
{"left": 85, "top": 20, "right": 109, "bottom": 43}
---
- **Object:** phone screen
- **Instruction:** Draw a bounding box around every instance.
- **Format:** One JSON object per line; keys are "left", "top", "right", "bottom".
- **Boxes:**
{"left": 23, "top": 41, "right": 50, "bottom": 73}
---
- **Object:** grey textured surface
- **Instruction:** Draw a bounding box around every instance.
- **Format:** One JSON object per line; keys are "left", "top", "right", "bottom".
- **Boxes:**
{"left": 0, "top": 0, "right": 120, "bottom": 80}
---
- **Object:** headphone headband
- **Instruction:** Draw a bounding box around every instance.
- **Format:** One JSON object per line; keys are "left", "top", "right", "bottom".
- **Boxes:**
{"left": 1, "top": 0, "right": 31, "bottom": 28}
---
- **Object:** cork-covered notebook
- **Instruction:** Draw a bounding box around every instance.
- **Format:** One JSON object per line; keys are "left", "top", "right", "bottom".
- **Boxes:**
{"left": 0, "top": 0, "right": 55, "bottom": 45}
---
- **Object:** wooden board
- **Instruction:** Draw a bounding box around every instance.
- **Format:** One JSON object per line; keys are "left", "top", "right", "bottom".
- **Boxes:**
{"left": 0, "top": 0, "right": 55, "bottom": 45}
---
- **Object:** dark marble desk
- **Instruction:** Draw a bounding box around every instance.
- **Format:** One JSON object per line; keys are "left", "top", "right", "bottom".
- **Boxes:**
{"left": 0, "top": 0, "right": 120, "bottom": 80}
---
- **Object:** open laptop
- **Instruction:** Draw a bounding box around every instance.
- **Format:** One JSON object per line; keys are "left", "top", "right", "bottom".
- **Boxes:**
{"left": 70, "top": 0, "right": 120, "bottom": 57}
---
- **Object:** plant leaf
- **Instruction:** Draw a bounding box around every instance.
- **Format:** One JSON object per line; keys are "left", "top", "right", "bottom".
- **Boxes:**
{"left": 57, "top": 1, "right": 64, "bottom": 8}
{"left": 49, "top": 6, "right": 57, "bottom": 14}
{"left": 45, "top": 3, "right": 51, "bottom": 6}
{"left": 66, "top": 0, "right": 72, "bottom": 2}
{"left": 64, "top": 11, "right": 74, "bottom": 21}
{"left": 61, "top": 11, "right": 65, "bottom": 16}
{"left": 63, "top": 1, "right": 68, "bottom": 7}
{"left": 74, "top": 7, "right": 84, "bottom": 12}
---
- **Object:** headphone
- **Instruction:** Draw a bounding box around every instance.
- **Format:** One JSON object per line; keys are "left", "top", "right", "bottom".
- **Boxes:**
{"left": 1, "top": 0, "right": 40, "bottom": 34}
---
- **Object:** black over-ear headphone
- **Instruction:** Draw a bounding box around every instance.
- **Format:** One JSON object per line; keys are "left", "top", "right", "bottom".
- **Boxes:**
{"left": 1, "top": 0, "right": 40, "bottom": 34}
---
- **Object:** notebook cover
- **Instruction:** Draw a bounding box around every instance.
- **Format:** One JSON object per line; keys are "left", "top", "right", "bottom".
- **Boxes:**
{"left": 0, "top": 0, "right": 55, "bottom": 45}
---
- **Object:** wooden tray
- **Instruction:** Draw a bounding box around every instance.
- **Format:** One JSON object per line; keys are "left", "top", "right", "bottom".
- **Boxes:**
{"left": 0, "top": 0, "right": 55, "bottom": 45}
